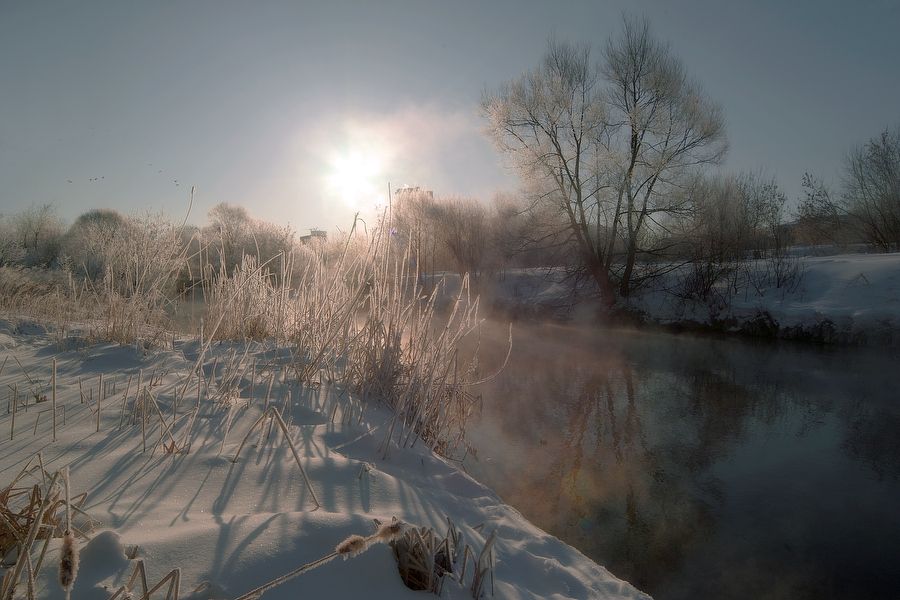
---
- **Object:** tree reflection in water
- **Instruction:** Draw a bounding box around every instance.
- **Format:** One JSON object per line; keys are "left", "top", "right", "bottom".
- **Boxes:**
{"left": 463, "top": 321, "right": 900, "bottom": 600}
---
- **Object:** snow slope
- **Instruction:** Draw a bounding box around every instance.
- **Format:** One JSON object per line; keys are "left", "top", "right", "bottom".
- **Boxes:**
{"left": 0, "top": 324, "right": 651, "bottom": 600}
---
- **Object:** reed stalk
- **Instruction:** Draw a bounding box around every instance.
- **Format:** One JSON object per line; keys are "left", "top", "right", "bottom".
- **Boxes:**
{"left": 231, "top": 407, "right": 319, "bottom": 508}
{"left": 96, "top": 373, "right": 102, "bottom": 432}
{"left": 9, "top": 384, "right": 15, "bottom": 441}
{"left": 2, "top": 471, "right": 60, "bottom": 600}
{"left": 51, "top": 358, "right": 57, "bottom": 442}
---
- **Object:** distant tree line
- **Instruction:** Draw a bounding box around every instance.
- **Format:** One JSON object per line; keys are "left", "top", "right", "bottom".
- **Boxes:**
{"left": 388, "top": 187, "right": 540, "bottom": 285}
{"left": 0, "top": 202, "right": 299, "bottom": 299}
{"left": 1, "top": 109, "right": 896, "bottom": 312}
{"left": 386, "top": 170, "right": 800, "bottom": 308}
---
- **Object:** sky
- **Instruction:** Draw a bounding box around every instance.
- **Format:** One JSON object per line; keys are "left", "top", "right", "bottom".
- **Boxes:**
{"left": 1, "top": 0, "right": 898, "bottom": 236}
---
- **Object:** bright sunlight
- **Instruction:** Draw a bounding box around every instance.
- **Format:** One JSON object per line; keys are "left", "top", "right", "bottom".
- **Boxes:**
{"left": 327, "top": 150, "right": 382, "bottom": 209}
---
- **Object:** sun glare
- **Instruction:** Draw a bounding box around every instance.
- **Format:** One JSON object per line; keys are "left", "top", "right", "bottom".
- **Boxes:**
{"left": 327, "top": 151, "right": 382, "bottom": 209}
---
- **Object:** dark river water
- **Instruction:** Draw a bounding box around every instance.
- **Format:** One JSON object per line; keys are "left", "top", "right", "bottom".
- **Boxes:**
{"left": 463, "top": 321, "right": 900, "bottom": 600}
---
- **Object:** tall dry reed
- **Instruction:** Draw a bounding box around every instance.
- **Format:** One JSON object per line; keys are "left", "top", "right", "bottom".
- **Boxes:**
{"left": 194, "top": 213, "right": 488, "bottom": 459}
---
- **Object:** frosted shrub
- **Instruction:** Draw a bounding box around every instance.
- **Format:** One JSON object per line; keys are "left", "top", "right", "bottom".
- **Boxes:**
{"left": 203, "top": 254, "right": 284, "bottom": 340}
{"left": 80, "top": 210, "right": 192, "bottom": 346}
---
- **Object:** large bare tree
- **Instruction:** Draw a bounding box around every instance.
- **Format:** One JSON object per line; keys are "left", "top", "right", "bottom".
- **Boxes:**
{"left": 391, "top": 187, "right": 442, "bottom": 280}
{"left": 842, "top": 124, "right": 900, "bottom": 251}
{"left": 481, "top": 15, "right": 728, "bottom": 305}
{"left": 481, "top": 34, "right": 615, "bottom": 302}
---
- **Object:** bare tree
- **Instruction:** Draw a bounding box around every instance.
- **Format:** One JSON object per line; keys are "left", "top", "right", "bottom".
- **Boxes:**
{"left": 12, "top": 203, "right": 66, "bottom": 268}
{"left": 119, "top": 210, "right": 188, "bottom": 297}
{"left": 205, "top": 202, "right": 252, "bottom": 274}
{"left": 793, "top": 173, "right": 848, "bottom": 250}
{"left": 63, "top": 208, "right": 131, "bottom": 280}
{"left": 670, "top": 174, "right": 754, "bottom": 302}
{"left": 203, "top": 202, "right": 293, "bottom": 280}
{"left": 735, "top": 171, "right": 788, "bottom": 257}
{"left": 432, "top": 196, "right": 490, "bottom": 281}
{"left": 391, "top": 187, "right": 443, "bottom": 282}
{"left": 601, "top": 16, "right": 728, "bottom": 297}
{"left": 0, "top": 215, "right": 25, "bottom": 267}
{"left": 481, "top": 34, "right": 615, "bottom": 303}
{"left": 842, "top": 124, "right": 900, "bottom": 251}
{"left": 670, "top": 169, "right": 802, "bottom": 304}
{"left": 481, "top": 15, "right": 727, "bottom": 305}
{"left": 488, "top": 191, "right": 531, "bottom": 277}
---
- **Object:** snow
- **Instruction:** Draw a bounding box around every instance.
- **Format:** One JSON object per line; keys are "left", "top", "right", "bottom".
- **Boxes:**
{"left": 491, "top": 253, "right": 900, "bottom": 344}
{"left": 636, "top": 253, "right": 900, "bottom": 344}
{"left": 0, "top": 325, "right": 651, "bottom": 599}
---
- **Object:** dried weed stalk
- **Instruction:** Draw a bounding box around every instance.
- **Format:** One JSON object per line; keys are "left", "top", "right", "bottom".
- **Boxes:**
{"left": 1, "top": 457, "right": 97, "bottom": 600}
{"left": 390, "top": 518, "right": 496, "bottom": 598}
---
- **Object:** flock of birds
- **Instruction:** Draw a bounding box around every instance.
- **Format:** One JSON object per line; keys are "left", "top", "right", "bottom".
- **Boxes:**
{"left": 58, "top": 125, "right": 184, "bottom": 188}
{"left": 66, "top": 165, "right": 181, "bottom": 186}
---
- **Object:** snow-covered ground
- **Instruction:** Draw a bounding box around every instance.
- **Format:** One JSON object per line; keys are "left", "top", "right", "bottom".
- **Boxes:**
{"left": 0, "top": 323, "right": 651, "bottom": 600}
{"left": 636, "top": 253, "right": 900, "bottom": 345}
{"left": 490, "top": 253, "right": 900, "bottom": 346}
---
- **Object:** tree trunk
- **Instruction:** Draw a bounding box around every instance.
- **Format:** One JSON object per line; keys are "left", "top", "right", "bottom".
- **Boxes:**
{"left": 588, "top": 254, "right": 617, "bottom": 308}
{"left": 619, "top": 234, "right": 642, "bottom": 297}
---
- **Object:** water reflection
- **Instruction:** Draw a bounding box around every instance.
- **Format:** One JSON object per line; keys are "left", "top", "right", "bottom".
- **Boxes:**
{"left": 464, "top": 323, "right": 900, "bottom": 600}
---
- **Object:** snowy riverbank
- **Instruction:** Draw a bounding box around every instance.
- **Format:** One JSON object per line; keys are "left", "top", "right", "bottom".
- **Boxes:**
{"left": 485, "top": 253, "right": 900, "bottom": 347}
{"left": 633, "top": 253, "right": 900, "bottom": 346}
{"left": 0, "top": 322, "right": 651, "bottom": 600}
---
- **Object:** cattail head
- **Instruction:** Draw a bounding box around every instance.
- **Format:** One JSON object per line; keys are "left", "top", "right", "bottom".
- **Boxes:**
{"left": 58, "top": 531, "right": 79, "bottom": 591}
{"left": 336, "top": 534, "right": 369, "bottom": 560}
{"left": 373, "top": 518, "right": 403, "bottom": 544}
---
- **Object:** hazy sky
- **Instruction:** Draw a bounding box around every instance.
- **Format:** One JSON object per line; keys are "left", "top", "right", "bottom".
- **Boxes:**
{"left": 1, "top": 1, "right": 897, "bottom": 235}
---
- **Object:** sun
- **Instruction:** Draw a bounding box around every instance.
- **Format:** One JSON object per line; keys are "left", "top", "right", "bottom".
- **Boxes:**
{"left": 327, "top": 150, "right": 382, "bottom": 209}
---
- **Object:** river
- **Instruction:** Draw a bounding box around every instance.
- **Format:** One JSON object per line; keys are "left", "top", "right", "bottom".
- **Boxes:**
{"left": 463, "top": 321, "right": 900, "bottom": 600}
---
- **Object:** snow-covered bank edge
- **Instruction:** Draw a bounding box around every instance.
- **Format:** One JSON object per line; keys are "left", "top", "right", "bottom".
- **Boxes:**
{"left": 477, "top": 253, "right": 900, "bottom": 347}
{"left": 626, "top": 299, "right": 900, "bottom": 347}
{"left": 630, "top": 254, "right": 900, "bottom": 347}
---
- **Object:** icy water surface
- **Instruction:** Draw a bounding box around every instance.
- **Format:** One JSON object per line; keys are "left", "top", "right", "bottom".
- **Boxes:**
{"left": 464, "top": 322, "right": 900, "bottom": 600}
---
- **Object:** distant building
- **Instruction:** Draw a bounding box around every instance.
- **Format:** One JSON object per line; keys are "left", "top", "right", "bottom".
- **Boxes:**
{"left": 300, "top": 228, "right": 327, "bottom": 244}
{"left": 394, "top": 186, "right": 433, "bottom": 199}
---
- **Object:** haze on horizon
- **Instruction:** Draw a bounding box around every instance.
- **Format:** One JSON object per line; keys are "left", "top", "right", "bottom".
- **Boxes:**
{"left": 1, "top": 0, "right": 897, "bottom": 234}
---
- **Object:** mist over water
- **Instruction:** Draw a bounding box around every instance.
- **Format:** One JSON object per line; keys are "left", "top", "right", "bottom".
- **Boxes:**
{"left": 463, "top": 320, "right": 900, "bottom": 600}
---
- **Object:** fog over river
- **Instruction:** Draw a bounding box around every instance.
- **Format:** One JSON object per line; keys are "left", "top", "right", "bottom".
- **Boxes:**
{"left": 463, "top": 321, "right": 900, "bottom": 600}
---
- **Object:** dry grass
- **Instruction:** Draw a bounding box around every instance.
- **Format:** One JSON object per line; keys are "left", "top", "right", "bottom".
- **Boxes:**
{"left": 0, "top": 456, "right": 97, "bottom": 600}
{"left": 230, "top": 517, "right": 404, "bottom": 600}
{"left": 0, "top": 210, "right": 194, "bottom": 351}
{"left": 231, "top": 406, "right": 320, "bottom": 509}
{"left": 391, "top": 519, "right": 496, "bottom": 598}
{"left": 107, "top": 561, "right": 182, "bottom": 600}
{"left": 195, "top": 214, "right": 490, "bottom": 460}
{"left": 202, "top": 254, "right": 288, "bottom": 342}
{"left": 346, "top": 226, "right": 484, "bottom": 460}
